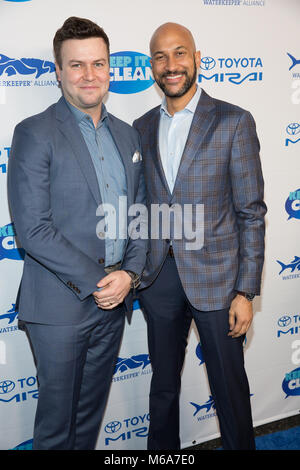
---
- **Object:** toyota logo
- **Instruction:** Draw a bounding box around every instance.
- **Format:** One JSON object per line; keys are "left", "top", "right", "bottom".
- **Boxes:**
{"left": 104, "top": 421, "right": 122, "bottom": 434}
{"left": 0, "top": 380, "right": 15, "bottom": 394}
{"left": 278, "top": 316, "right": 292, "bottom": 328}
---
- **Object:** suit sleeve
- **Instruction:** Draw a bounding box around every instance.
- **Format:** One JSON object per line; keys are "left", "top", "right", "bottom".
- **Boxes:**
{"left": 7, "top": 122, "right": 104, "bottom": 301}
{"left": 229, "top": 110, "right": 267, "bottom": 295}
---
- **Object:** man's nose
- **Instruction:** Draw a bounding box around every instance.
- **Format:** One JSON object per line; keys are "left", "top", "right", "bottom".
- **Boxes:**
{"left": 165, "top": 55, "right": 177, "bottom": 71}
{"left": 83, "top": 65, "right": 96, "bottom": 80}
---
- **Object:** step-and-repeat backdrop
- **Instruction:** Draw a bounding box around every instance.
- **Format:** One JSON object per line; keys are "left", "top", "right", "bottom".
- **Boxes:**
{"left": 0, "top": 0, "right": 299, "bottom": 450}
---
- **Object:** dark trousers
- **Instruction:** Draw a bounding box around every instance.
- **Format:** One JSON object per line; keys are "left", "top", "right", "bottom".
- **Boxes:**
{"left": 138, "top": 253, "right": 255, "bottom": 450}
{"left": 25, "top": 305, "right": 125, "bottom": 450}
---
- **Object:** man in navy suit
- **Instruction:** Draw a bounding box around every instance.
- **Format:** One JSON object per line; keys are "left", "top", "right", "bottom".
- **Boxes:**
{"left": 134, "top": 23, "right": 267, "bottom": 450}
{"left": 8, "top": 17, "right": 147, "bottom": 449}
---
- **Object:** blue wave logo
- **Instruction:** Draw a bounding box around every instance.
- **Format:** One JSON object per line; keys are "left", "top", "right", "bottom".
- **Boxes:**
{"left": 4, "top": 1, "right": 31, "bottom": 2}
{"left": 0, "top": 223, "right": 25, "bottom": 261}
{"left": 285, "top": 189, "right": 300, "bottom": 220}
{"left": 277, "top": 256, "right": 300, "bottom": 275}
{"left": 11, "top": 439, "right": 33, "bottom": 450}
{"left": 109, "top": 51, "right": 154, "bottom": 94}
{"left": 0, "top": 304, "right": 18, "bottom": 324}
{"left": 0, "top": 54, "right": 55, "bottom": 78}
{"left": 282, "top": 367, "right": 300, "bottom": 398}
{"left": 114, "top": 354, "right": 151, "bottom": 374}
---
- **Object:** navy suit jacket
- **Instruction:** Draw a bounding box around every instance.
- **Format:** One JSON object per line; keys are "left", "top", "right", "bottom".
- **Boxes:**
{"left": 8, "top": 96, "right": 147, "bottom": 325}
{"left": 134, "top": 89, "right": 267, "bottom": 311}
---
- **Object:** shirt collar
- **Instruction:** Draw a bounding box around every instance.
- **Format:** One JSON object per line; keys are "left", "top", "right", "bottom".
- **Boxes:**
{"left": 64, "top": 96, "right": 108, "bottom": 127}
{"left": 160, "top": 85, "right": 202, "bottom": 118}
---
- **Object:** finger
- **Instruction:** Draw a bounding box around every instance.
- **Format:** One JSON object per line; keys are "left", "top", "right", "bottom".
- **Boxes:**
{"left": 229, "top": 319, "right": 249, "bottom": 338}
{"left": 97, "top": 273, "right": 114, "bottom": 289}
{"left": 228, "top": 308, "right": 236, "bottom": 333}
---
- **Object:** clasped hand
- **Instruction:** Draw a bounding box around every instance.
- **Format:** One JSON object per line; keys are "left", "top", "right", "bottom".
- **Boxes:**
{"left": 93, "top": 270, "right": 132, "bottom": 310}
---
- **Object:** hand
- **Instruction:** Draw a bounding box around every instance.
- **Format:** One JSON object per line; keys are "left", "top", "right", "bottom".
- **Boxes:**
{"left": 93, "top": 270, "right": 132, "bottom": 310}
{"left": 228, "top": 294, "right": 253, "bottom": 338}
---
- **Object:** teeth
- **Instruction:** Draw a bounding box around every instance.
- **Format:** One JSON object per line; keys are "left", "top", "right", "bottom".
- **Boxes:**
{"left": 166, "top": 74, "right": 182, "bottom": 79}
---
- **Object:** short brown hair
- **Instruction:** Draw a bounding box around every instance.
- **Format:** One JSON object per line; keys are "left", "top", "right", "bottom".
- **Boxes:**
{"left": 53, "top": 16, "right": 110, "bottom": 68}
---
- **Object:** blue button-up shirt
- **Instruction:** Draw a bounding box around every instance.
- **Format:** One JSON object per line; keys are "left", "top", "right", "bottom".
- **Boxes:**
{"left": 66, "top": 99, "right": 127, "bottom": 267}
{"left": 159, "top": 86, "right": 202, "bottom": 193}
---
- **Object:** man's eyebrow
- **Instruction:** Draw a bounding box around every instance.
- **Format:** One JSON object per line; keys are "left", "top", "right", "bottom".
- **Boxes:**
{"left": 152, "top": 46, "right": 187, "bottom": 56}
{"left": 68, "top": 58, "right": 107, "bottom": 63}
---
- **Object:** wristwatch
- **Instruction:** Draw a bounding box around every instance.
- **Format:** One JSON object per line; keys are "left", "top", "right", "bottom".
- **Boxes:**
{"left": 236, "top": 291, "right": 255, "bottom": 301}
{"left": 124, "top": 270, "right": 141, "bottom": 289}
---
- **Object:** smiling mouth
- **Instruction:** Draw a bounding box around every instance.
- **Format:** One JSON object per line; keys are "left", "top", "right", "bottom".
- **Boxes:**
{"left": 162, "top": 72, "right": 187, "bottom": 83}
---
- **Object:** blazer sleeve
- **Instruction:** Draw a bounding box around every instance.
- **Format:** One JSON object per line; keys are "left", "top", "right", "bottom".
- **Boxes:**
{"left": 7, "top": 121, "right": 104, "bottom": 301}
{"left": 229, "top": 110, "right": 267, "bottom": 294}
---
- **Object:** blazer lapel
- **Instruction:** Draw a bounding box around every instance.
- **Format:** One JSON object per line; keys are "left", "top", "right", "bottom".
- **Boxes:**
{"left": 149, "top": 108, "right": 172, "bottom": 198}
{"left": 171, "top": 90, "right": 216, "bottom": 198}
{"left": 107, "top": 117, "right": 133, "bottom": 207}
{"left": 55, "top": 97, "right": 102, "bottom": 206}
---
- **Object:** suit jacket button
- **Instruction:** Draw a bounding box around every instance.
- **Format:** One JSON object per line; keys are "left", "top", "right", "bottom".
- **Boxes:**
{"left": 67, "top": 281, "right": 72, "bottom": 286}
{"left": 98, "top": 258, "right": 105, "bottom": 264}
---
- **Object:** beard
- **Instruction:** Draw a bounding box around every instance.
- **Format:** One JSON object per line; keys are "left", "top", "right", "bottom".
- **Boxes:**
{"left": 155, "top": 58, "right": 197, "bottom": 98}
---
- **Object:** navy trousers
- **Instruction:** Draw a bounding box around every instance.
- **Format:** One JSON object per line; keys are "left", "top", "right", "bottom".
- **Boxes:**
{"left": 25, "top": 304, "right": 125, "bottom": 450}
{"left": 138, "top": 253, "right": 255, "bottom": 450}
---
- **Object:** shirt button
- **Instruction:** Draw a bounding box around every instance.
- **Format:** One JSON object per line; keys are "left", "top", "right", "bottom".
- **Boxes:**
{"left": 98, "top": 232, "right": 105, "bottom": 238}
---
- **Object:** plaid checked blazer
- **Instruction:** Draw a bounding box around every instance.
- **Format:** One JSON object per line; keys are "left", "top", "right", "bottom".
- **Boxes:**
{"left": 133, "top": 89, "right": 267, "bottom": 311}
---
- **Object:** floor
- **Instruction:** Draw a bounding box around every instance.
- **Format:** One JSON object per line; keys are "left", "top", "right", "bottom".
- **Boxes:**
{"left": 186, "top": 414, "right": 300, "bottom": 450}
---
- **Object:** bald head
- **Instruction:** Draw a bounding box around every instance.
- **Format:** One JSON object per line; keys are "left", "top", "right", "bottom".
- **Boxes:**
{"left": 150, "top": 22, "right": 196, "bottom": 57}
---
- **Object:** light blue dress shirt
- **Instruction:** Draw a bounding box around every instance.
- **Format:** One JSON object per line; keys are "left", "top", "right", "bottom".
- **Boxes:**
{"left": 66, "top": 99, "right": 127, "bottom": 267}
{"left": 159, "top": 86, "right": 202, "bottom": 193}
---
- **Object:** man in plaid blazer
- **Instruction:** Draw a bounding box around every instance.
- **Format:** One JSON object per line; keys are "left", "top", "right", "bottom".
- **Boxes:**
{"left": 133, "top": 23, "right": 267, "bottom": 450}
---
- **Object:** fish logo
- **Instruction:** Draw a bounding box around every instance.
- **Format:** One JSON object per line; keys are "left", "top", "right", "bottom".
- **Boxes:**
{"left": 114, "top": 354, "right": 151, "bottom": 374}
{"left": 0, "top": 223, "right": 25, "bottom": 261}
{"left": 277, "top": 256, "right": 300, "bottom": 275}
{"left": 287, "top": 53, "right": 300, "bottom": 71}
{"left": 190, "top": 396, "right": 216, "bottom": 416}
{"left": 0, "top": 54, "right": 55, "bottom": 78}
{"left": 0, "top": 304, "right": 18, "bottom": 324}
{"left": 195, "top": 343, "right": 205, "bottom": 366}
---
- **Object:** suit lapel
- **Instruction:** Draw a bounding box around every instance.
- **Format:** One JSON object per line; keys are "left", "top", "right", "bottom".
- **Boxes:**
{"left": 149, "top": 108, "right": 172, "bottom": 198}
{"left": 171, "top": 90, "right": 216, "bottom": 198}
{"left": 107, "top": 117, "right": 133, "bottom": 207}
{"left": 55, "top": 97, "right": 102, "bottom": 206}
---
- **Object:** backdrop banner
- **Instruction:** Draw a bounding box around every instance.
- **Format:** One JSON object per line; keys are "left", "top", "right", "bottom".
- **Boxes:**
{"left": 0, "top": 0, "right": 299, "bottom": 451}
